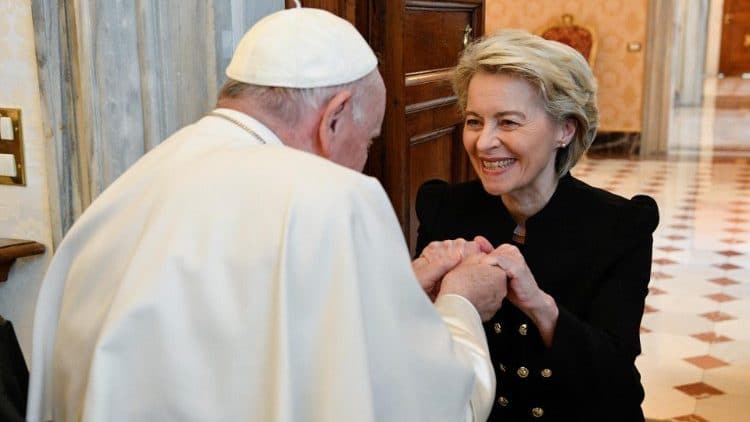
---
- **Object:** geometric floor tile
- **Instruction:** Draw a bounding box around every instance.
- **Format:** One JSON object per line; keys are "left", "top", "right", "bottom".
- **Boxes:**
{"left": 650, "top": 286, "right": 668, "bottom": 295}
{"left": 708, "top": 277, "right": 740, "bottom": 286}
{"left": 572, "top": 116, "right": 750, "bottom": 421}
{"left": 644, "top": 304, "right": 659, "bottom": 314}
{"left": 724, "top": 227, "right": 747, "bottom": 233}
{"left": 690, "top": 331, "right": 733, "bottom": 344}
{"left": 666, "top": 234, "right": 689, "bottom": 241}
{"left": 671, "top": 224, "right": 692, "bottom": 230}
{"left": 658, "top": 245, "right": 684, "bottom": 253}
{"left": 714, "top": 263, "right": 742, "bottom": 271}
{"left": 683, "top": 355, "right": 730, "bottom": 370}
{"left": 674, "top": 415, "right": 710, "bottom": 422}
{"left": 673, "top": 214, "right": 694, "bottom": 220}
{"left": 716, "top": 250, "right": 744, "bottom": 257}
{"left": 652, "top": 271, "right": 675, "bottom": 279}
{"left": 674, "top": 415, "right": 711, "bottom": 422}
{"left": 700, "top": 311, "right": 736, "bottom": 322}
{"left": 675, "top": 382, "right": 725, "bottom": 399}
{"left": 705, "top": 293, "right": 738, "bottom": 303}
{"left": 720, "top": 238, "right": 746, "bottom": 244}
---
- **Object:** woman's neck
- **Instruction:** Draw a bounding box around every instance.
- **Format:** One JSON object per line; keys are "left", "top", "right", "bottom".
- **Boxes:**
{"left": 501, "top": 177, "right": 560, "bottom": 227}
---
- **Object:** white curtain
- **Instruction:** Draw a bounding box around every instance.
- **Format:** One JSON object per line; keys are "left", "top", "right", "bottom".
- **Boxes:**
{"left": 31, "top": 0, "right": 283, "bottom": 247}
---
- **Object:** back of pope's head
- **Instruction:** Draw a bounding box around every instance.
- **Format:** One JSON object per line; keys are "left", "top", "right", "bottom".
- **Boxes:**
{"left": 219, "top": 5, "right": 385, "bottom": 172}
{"left": 226, "top": 6, "right": 377, "bottom": 89}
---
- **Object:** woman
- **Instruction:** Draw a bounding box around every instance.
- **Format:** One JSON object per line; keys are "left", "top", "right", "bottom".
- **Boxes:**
{"left": 415, "top": 30, "right": 658, "bottom": 421}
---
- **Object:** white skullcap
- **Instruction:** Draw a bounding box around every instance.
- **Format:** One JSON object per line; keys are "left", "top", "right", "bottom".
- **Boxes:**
{"left": 226, "top": 7, "right": 378, "bottom": 88}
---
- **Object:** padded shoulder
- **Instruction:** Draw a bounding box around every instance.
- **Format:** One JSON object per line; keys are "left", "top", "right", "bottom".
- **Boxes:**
{"left": 415, "top": 179, "right": 450, "bottom": 231}
{"left": 627, "top": 194, "right": 660, "bottom": 234}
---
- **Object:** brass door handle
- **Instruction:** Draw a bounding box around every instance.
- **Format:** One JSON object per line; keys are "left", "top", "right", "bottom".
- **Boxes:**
{"left": 725, "top": 13, "right": 733, "bottom": 24}
{"left": 464, "top": 24, "right": 473, "bottom": 47}
{"left": 745, "top": 34, "right": 750, "bottom": 48}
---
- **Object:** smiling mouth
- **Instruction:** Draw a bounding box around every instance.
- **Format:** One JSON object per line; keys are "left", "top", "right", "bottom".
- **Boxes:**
{"left": 481, "top": 158, "right": 515, "bottom": 170}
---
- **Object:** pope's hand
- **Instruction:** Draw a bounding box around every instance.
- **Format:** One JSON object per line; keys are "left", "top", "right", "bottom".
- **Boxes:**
{"left": 437, "top": 254, "right": 508, "bottom": 321}
{"left": 413, "top": 236, "right": 494, "bottom": 300}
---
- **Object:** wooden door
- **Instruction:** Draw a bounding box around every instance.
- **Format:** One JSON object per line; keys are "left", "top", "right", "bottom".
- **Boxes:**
{"left": 372, "top": 0, "right": 483, "bottom": 253}
{"left": 719, "top": 0, "right": 750, "bottom": 76}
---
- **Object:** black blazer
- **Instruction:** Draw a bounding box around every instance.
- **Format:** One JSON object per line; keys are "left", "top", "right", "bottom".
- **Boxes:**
{"left": 416, "top": 174, "right": 658, "bottom": 422}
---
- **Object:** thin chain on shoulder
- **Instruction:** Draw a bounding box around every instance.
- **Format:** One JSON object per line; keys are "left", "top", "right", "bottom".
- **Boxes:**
{"left": 207, "top": 111, "right": 267, "bottom": 144}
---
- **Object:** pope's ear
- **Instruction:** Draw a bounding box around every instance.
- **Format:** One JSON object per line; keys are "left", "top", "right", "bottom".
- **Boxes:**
{"left": 317, "top": 90, "right": 352, "bottom": 158}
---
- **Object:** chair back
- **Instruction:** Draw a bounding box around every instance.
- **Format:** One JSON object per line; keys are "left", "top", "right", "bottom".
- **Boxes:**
{"left": 538, "top": 14, "right": 597, "bottom": 67}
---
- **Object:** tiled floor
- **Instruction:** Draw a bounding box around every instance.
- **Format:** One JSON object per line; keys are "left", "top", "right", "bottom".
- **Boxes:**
{"left": 569, "top": 79, "right": 750, "bottom": 422}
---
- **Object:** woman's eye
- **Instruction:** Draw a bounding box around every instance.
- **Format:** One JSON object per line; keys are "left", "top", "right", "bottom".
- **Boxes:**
{"left": 500, "top": 120, "right": 519, "bottom": 129}
{"left": 465, "top": 118, "right": 482, "bottom": 128}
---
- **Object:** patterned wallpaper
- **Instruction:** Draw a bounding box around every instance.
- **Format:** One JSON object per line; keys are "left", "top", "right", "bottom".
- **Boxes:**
{"left": 486, "top": 0, "right": 648, "bottom": 132}
{"left": 0, "top": 0, "right": 53, "bottom": 362}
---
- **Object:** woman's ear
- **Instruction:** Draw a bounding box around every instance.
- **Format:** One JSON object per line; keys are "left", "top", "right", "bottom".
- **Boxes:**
{"left": 558, "top": 118, "right": 577, "bottom": 148}
{"left": 317, "top": 90, "right": 353, "bottom": 158}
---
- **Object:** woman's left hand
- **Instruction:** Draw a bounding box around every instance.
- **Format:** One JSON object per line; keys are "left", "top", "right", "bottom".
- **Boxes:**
{"left": 489, "top": 243, "right": 559, "bottom": 346}
{"left": 489, "top": 244, "right": 543, "bottom": 310}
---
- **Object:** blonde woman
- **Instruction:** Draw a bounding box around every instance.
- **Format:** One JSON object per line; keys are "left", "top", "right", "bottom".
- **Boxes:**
{"left": 415, "top": 29, "right": 658, "bottom": 421}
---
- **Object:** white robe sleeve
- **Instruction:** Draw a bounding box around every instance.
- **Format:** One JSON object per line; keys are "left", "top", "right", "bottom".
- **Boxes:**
{"left": 434, "top": 294, "right": 496, "bottom": 422}
{"left": 339, "top": 176, "right": 495, "bottom": 421}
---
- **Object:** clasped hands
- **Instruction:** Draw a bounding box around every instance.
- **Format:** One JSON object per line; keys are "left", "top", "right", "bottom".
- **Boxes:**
{"left": 413, "top": 236, "right": 548, "bottom": 322}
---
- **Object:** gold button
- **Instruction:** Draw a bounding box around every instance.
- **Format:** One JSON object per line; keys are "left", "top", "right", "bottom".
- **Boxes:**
{"left": 499, "top": 363, "right": 507, "bottom": 373}
{"left": 518, "top": 323, "right": 528, "bottom": 336}
{"left": 493, "top": 322, "right": 502, "bottom": 334}
{"left": 531, "top": 407, "right": 544, "bottom": 417}
{"left": 497, "top": 396, "right": 509, "bottom": 407}
{"left": 541, "top": 368, "right": 552, "bottom": 378}
{"left": 517, "top": 366, "right": 529, "bottom": 378}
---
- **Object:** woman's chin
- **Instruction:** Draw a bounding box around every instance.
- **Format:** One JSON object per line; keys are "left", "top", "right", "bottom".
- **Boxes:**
{"left": 479, "top": 178, "right": 512, "bottom": 196}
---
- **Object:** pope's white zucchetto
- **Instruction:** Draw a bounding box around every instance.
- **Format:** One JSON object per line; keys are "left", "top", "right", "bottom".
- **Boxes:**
{"left": 226, "top": 7, "right": 378, "bottom": 89}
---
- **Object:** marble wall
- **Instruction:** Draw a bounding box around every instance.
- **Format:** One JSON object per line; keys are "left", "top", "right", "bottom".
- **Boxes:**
{"left": 486, "top": 0, "right": 649, "bottom": 132}
{"left": 0, "top": 0, "right": 53, "bottom": 362}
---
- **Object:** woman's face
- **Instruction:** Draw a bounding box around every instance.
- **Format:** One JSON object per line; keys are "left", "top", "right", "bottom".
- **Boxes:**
{"left": 463, "top": 72, "right": 571, "bottom": 198}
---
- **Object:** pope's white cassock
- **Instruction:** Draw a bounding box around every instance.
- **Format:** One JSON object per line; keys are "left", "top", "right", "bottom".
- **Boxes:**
{"left": 27, "top": 109, "right": 495, "bottom": 421}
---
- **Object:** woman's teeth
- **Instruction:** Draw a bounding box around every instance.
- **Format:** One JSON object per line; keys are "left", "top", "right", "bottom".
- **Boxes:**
{"left": 482, "top": 159, "right": 515, "bottom": 169}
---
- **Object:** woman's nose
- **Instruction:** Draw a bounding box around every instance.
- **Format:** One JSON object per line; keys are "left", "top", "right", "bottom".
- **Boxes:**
{"left": 476, "top": 125, "right": 501, "bottom": 151}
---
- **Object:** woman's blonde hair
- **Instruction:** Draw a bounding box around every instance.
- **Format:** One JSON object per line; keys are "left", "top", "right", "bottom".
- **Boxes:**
{"left": 453, "top": 29, "right": 599, "bottom": 177}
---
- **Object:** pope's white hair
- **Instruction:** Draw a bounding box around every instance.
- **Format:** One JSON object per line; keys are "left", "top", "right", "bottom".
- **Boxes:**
{"left": 218, "top": 70, "right": 380, "bottom": 125}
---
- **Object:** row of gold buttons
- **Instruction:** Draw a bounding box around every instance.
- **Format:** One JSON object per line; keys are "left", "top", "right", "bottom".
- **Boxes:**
{"left": 499, "top": 364, "right": 552, "bottom": 379}
{"left": 495, "top": 397, "right": 545, "bottom": 418}
{"left": 493, "top": 322, "right": 528, "bottom": 335}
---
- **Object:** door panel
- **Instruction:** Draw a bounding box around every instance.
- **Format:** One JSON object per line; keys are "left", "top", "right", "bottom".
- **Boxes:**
{"left": 719, "top": 0, "right": 750, "bottom": 76}
{"left": 403, "top": 5, "right": 475, "bottom": 73}
{"left": 408, "top": 133, "right": 455, "bottom": 248}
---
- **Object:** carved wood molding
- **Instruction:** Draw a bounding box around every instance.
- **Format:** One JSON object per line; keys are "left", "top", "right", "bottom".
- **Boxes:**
{"left": 405, "top": 96, "right": 459, "bottom": 115}
{"left": 405, "top": 68, "right": 455, "bottom": 86}
{"left": 407, "top": 1, "right": 480, "bottom": 11}
{"left": 409, "top": 126, "right": 456, "bottom": 145}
